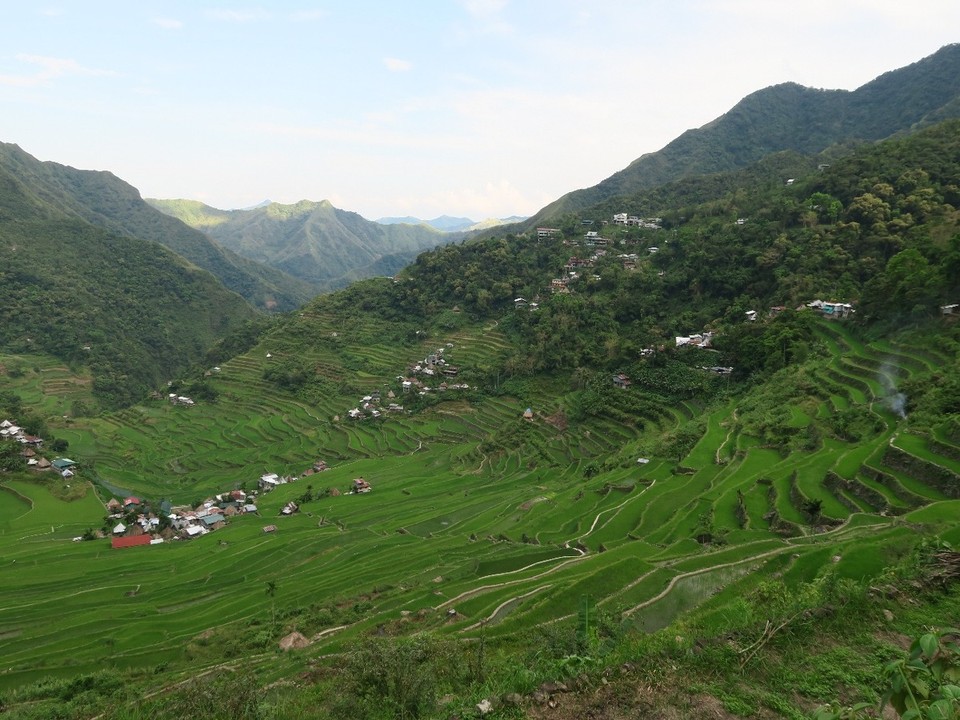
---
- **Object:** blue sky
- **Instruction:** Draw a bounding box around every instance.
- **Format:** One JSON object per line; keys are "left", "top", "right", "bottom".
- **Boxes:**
{"left": 1, "top": 1, "right": 958, "bottom": 220}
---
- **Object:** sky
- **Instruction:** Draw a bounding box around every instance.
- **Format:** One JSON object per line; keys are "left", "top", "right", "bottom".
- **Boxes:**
{"left": 1, "top": 2, "right": 958, "bottom": 222}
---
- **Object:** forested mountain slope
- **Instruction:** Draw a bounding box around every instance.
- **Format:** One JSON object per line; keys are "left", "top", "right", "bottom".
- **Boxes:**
{"left": 0, "top": 143, "right": 315, "bottom": 311}
{"left": 149, "top": 198, "right": 456, "bottom": 290}
{"left": 0, "top": 146, "right": 262, "bottom": 408}
{"left": 515, "top": 43, "right": 960, "bottom": 229}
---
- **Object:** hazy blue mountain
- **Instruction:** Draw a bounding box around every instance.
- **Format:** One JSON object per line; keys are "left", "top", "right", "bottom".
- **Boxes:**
{"left": 376, "top": 215, "right": 424, "bottom": 226}
{"left": 377, "top": 214, "right": 529, "bottom": 232}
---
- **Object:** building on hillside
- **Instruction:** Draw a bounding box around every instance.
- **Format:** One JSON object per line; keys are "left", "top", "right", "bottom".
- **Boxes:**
{"left": 111, "top": 535, "right": 152, "bottom": 550}
{"left": 352, "top": 477, "right": 371, "bottom": 494}
{"left": 536, "top": 227, "right": 559, "bottom": 239}
{"left": 200, "top": 513, "right": 226, "bottom": 529}
{"left": 612, "top": 373, "right": 631, "bottom": 390}
{"left": 675, "top": 331, "right": 714, "bottom": 348}
{"left": 259, "top": 473, "right": 283, "bottom": 491}
{"left": 807, "top": 299, "right": 854, "bottom": 319}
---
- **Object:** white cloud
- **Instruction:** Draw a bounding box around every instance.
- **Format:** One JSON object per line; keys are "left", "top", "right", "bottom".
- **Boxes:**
{"left": 384, "top": 57, "right": 413, "bottom": 72}
{"left": 152, "top": 17, "right": 183, "bottom": 30}
{"left": 0, "top": 54, "right": 116, "bottom": 87}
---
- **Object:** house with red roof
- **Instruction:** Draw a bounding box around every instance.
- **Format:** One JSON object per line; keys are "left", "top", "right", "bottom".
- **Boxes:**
{"left": 111, "top": 535, "right": 151, "bottom": 550}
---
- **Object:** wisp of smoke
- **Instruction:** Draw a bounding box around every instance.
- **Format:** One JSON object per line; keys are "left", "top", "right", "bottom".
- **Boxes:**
{"left": 879, "top": 360, "right": 907, "bottom": 419}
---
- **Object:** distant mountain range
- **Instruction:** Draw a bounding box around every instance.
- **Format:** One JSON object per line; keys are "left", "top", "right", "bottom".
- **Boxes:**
{"left": 376, "top": 214, "right": 528, "bottom": 232}
{"left": 149, "top": 199, "right": 461, "bottom": 290}
{"left": 506, "top": 43, "right": 960, "bottom": 231}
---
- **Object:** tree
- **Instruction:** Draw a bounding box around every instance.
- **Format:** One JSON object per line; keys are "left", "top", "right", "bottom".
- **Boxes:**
{"left": 0, "top": 442, "right": 24, "bottom": 472}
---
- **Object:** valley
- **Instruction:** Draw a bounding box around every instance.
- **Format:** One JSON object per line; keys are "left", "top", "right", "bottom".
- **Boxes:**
{"left": 1, "top": 45, "right": 960, "bottom": 720}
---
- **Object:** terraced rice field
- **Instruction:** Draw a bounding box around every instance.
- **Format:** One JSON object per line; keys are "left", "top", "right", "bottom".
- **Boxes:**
{"left": 1, "top": 317, "right": 958, "bottom": 689}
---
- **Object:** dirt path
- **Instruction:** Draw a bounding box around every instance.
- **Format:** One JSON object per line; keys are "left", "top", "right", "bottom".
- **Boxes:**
{"left": 572, "top": 479, "right": 657, "bottom": 545}
{"left": 461, "top": 584, "right": 551, "bottom": 631}
{"left": 716, "top": 410, "right": 738, "bottom": 464}
{"left": 436, "top": 555, "right": 587, "bottom": 611}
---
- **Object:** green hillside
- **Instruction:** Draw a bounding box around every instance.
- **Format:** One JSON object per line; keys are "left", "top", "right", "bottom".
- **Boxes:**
{"left": 150, "top": 198, "right": 456, "bottom": 290}
{"left": 1, "top": 119, "right": 959, "bottom": 718}
{"left": 0, "top": 145, "right": 274, "bottom": 411}
{"left": 0, "top": 217, "right": 258, "bottom": 408}
{"left": 513, "top": 43, "right": 960, "bottom": 230}
{"left": 0, "top": 143, "right": 315, "bottom": 311}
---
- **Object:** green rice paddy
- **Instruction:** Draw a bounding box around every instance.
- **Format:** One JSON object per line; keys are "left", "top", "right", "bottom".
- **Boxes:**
{"left": 1, "top": 316, "right": 957, "bottom": 691}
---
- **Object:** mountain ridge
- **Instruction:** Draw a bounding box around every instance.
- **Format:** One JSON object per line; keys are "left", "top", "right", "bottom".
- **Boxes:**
{"left": 150, "top": 198, "right": 460, "bottom": 290}
{"left": 0, "top": 143, "right": 315, "bottom": 311}
{"left": 504, "top": 43, "right": 960, "bottom": 231}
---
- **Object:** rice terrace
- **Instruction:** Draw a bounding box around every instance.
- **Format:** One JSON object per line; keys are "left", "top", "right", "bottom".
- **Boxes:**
{"left": 1, "top": 299, "right": 959, "bottom": 717}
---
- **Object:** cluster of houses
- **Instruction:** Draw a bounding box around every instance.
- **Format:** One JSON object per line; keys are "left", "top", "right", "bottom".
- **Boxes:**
{"left": 805, "top": 299, "right": 854, "bottom": 319}
{"left": 394, "top": 346, "right": 470, "bottom": 398}
{"left": 0, "top": 419, "right": 77, "bottom": 475}
{"left": 168, "top": 393, "right": 195, "bottom": 406}
{"left": 341, "top": 344, "right": 472, "bottom": 421}
{"left": 0, "top": 419, "right": 43, "bottom": 446}
{"left": 675, "top": 331, "right": 715, "bottom": 348}
{"left": 537, "top": 214, "right": 662, "bottom": 242}
{"left": 612, "top": 213, "right": 663, "bottom": 229}
{"left": 258, "top": 472, "right": 295, "bottom": 492}
{"left": 345, "top": 389, "right": 406, "bottom": 420}
{"left": 259, "top": 459, "right": 330, "bottom": 491}
{"left": 741, "top": 300, "right": 857, "bottom": 323}
{"left": 110, "top": 459, "right": 340, "bottom": 548}
{"left": 106, "top": 490, "right": 260, "bottom": 549}
{"left": 550, "top": 251, "right": 604, "bottom": 293}
{"left": 513, "top": 297, "right": 540, "bottom": 311}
